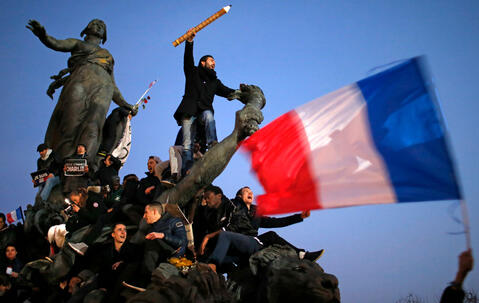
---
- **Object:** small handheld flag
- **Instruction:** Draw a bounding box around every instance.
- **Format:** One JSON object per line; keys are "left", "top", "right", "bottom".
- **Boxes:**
{"left": 6, "top": 207, "right": 24, "bottom": 224}
{"left": 134, "top": 80, "right": 158, "bottom": 111}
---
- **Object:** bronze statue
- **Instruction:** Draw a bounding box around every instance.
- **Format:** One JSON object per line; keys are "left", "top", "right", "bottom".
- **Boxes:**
{"left": 26, "top": 19, "right": 136, "bottom": 167}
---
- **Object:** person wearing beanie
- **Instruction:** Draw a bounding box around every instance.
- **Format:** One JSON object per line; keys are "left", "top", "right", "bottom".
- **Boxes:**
{"left": 173, "top": 28, "right": 239, "bottom": 175}
{"left": 35, "top": 143, "right": 61, "bottom": 203}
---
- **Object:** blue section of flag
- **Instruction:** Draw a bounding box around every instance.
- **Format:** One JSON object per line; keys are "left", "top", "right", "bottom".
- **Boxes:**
{"left": 357, "top": 57, "right": 462, "bottom": 202}
{"left": 15, "top": 207, "right": 22, "bottom": 220}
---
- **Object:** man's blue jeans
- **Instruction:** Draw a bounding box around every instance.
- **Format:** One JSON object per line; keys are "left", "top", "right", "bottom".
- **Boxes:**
{"left": 181, "top": 110, "right": 217, "bottom": 173}
{"left": 208, "top": 231, "right": 262, "bottom": 266}
{"left": 38, "top": 175, "right": 60, "bottom": 201}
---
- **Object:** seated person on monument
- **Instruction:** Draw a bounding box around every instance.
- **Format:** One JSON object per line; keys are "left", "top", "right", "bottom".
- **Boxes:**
{"left": 118, "top": 174, "right": 143, "bottom": 225}
{"left": 34, "top": 143, "right": 61, "bottom": 204}
{"left": 192, "top": 185, "right": 235, "bottom": 257}
{"left": 92, "top": 154, "right": 121, "bottom": 190}
{"left": 197, "top": 185, "right": 262, "bottom": 272}
{"left": 232, "top": 186, "right": 324, "bottom": 262}
{"left": 63, "top": 188, "right": 107, "bottom": 254}
{"left": 84, "top": 223, "right": 142, "bottom": 303}
{"left": 136, "top": 156, "right": 163, "bottom": 207}
{"left": 68, "top": 181, "right": 127, "bottom": 256}
{"left": 140, "top": 203, "right": 187, "bottom": 283}
{"left": 62, "top": 144, "right": 91, "bottom": 195}
{"left": 163, "top": 123, "right": 206, "bottom": 186}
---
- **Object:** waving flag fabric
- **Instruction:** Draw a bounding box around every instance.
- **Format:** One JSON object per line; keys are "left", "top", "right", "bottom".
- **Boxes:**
{"left": 6, "top": 207, "right": 23, "bottom": 224}
{"left": 242, "top": 57, "right": 461, "bottom": 215}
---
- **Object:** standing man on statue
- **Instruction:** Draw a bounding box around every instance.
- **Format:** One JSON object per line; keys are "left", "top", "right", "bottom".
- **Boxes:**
{"left": 173, "top": 29, "right": 237, "bottom": 175}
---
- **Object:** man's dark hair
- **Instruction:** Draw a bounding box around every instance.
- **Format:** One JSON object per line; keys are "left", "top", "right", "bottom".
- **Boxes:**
{"left": 146, "top": 203, "right": 165, "bottom": 215}
{"left": 235, "top": 186, "right": 250, "bottom": 198}
{"left": 112, "top": 222, "right": 126, "bottom": 230}
{"left": 77, "top": 143, "right": 87, "bottom": 150}
{"left": 204, "top": 185, "right": 223, "bottom": 196}
{"left": 148, "top": 156, "right": 160, "bottom": 164}
{"left": 0, "top": 213, "right": 5, "bottom": 222}
{"left": 123, "top": 174, "right": 138, "bottom": 182}
{"left": 199, "top": 55, "right": 213, "bottom": 65}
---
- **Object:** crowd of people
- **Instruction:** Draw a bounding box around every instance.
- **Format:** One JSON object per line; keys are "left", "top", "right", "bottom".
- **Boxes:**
{"left": 1, "top": 21, "right": 472, "bottom": 303}
{"left": 0, "top": 26, "right": 326, "bottom": 302}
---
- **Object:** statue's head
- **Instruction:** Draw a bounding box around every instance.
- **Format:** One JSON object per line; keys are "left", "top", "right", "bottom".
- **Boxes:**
{"left": 80, "top": 19, "right": 107, "bottom": 44}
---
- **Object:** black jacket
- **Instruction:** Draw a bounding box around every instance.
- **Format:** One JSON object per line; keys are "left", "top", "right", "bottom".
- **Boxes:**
{"left": 231, "top": 197, "right": 303, "bottom": 236}
{"left": 136, "top": 172, "right": 162, "bottom": 207}
{"left": 173, "top": 41, "right": 235, "bottom": 125}
{"left": 37, "top": 150, "right": 62, "bottom": 176}
{"left": 66, "top": 194, "right": 107, "bottom": 233}
{"left": 148, "top": 214, "right": 187, "bottom": 257}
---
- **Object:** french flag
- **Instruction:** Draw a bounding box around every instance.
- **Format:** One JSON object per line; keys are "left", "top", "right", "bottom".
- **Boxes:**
{"left": 6, "top": 207, "right": 23, "bottom": 224}
{"left": 242, "top": 57, "right": 462, "bottom": 215}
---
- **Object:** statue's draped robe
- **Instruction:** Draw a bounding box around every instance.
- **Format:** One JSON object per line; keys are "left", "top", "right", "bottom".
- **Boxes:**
{"left": 45, "top": 45, "right": 115, "bottom": 164}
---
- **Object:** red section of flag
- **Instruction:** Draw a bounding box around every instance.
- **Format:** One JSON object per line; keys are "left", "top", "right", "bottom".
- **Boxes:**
{"left": 241, "top": 111, "right": 321, "bottom": 215}
{"left": 6, "top": 212, "right": 14, "bottom": 224}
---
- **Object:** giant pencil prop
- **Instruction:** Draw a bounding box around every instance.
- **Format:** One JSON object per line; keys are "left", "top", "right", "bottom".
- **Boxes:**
{"left": 172, "top": 5, "right": 232, "bottom": 47}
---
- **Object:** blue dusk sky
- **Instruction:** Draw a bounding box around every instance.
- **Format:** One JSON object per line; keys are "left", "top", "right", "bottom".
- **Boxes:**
{"left": 0, "top": 1, "right": 478, "bottom": 302}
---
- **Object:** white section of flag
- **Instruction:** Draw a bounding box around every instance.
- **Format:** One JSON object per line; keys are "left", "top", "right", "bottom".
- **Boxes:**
{"left": 295, "top": 83, "right": 397, "bottom": 208}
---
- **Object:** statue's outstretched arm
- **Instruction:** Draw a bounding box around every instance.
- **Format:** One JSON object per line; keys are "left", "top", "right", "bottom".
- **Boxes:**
{"left": 27, "top": 19, "right": 78, "bottom": 52}
{"left": 111, "top": 72, "right": 137, "bottom": 115}
{"left": 156, "top": 84, "right": 266, "bottom": 207}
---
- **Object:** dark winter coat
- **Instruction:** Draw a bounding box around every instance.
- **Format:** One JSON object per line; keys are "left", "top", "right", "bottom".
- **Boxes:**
{"left": 37, "top": 150, "right": 62, "bottom": 176}
{"left": 93, "top": 157, "right": 121, "bottom": 188}
{"left": 66, "top": 194, "right": 107, "bottom": 233}
{"left": 173, "top": 41, "right": 235, "bottom": 125}
{"left": 230, "top": 197, "right": 303, "bottom": 236}
{"left": 136, "top": 172, "right": 163, "bottom": 207}
{"left": 148, "top": 214, "right": 187, "bottom": 257}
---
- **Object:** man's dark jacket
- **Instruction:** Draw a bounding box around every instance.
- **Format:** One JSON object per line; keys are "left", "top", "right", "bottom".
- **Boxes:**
{"left": 66, "top": 194, "right": 107, "bottom": 233}
{"left": 90, "top": 240, "right": 141, "bottom": 289}
{"left": 230, "top": 197, "right": 303, "bottom": 236}
{"left": 136, "top": 172, "right": 162, "bottom": 207}
{"left": 173, "top": 41, "right": 235, "bottom": 125}
{"left": 37, "top": 150, "right": 61, "bottom": 176}
{"left": 148, "top": 214, "right": 187, "bottom": 257}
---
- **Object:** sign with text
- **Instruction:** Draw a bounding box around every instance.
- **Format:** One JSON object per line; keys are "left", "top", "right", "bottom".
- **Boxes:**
{"left": 30, "top": 169, "right": 50, "bottom": 187}
{"left": 64, "top": 159, "right": 87, "bottom": 176}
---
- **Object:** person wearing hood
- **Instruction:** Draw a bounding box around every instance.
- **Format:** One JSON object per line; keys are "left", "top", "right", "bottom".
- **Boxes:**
{"left": 35, "top": 143, "right": 61, "bottom": 203}
{"left": 173, "top": 28, "right": 237, "bottom": 175}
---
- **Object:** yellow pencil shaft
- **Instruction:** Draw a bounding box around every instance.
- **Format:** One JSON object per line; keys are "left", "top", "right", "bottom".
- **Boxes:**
{"left": 173, "top": 6, "right": 229, "bottom": 47}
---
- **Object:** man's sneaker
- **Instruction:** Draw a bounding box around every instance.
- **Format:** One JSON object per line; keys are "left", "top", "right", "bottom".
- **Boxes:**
{"left": 304, "top": 249, "right": 325, "bottom": 262}
{"left": 68, "top": 242, "right": 88, "bottom": 256}
{"left": 122, "top": 281, "right": 146, "bottom": 292}
{"left": 160, "top": 179, "right": 176, "bottom": 188}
